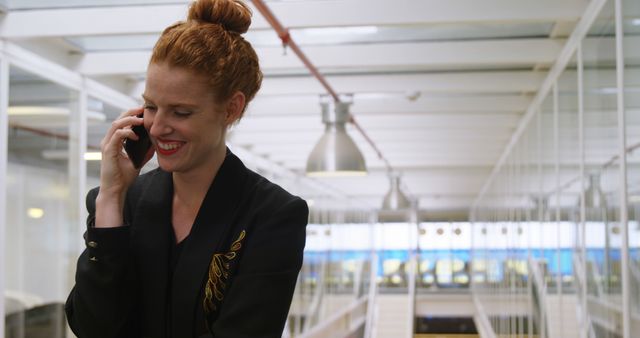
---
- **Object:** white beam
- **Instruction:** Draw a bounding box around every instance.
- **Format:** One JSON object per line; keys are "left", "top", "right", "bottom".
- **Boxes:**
{"left": 261, "top": 71, "right": 545, "bottom": 96}
{"left": 78, "top": 36, "right": 640, "bottom": 78}
{"left": 77, "top": 39, "right": 565, "bottom": 76}
{"left": 125, "top": 66, "right": 640, "bottom": 99}
{"left": 73, "top": 50, "right": 151, "bottom": 76}
{"left": 245, "top": 95, "right": 530, "bottom": 116}
{"left": 276, "top": 156, "right": 501, "bottom": 169}
{"left": 131, "top": 71, "right": 546, "bottom": 97}
{"left": 236, "top": 113, "right": 520, "bottom": 132}
{"left": 230, "top": 128, "right": 513, "bottom": 144}
{"left": 2, "top": 42, "right": 137, "bottom": 110}
{"left": 0, "top": 0, "right": 588, "bottom": 38}
{"left": 274, "top": 153, "right": 504, "bottom": 166}
{"left": 0, "top": 4, "right": 187, "bottom": 38}
{"left": 248, "top": 142, "right": 507, "bottom": 155}
{"left": 292, "top": 170, "right": 491, "bottom": 196}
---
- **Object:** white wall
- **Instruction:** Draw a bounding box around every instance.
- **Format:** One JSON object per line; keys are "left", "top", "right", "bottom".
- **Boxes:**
{"left": 5, "top": 161, "right": 98, "bottom": 304}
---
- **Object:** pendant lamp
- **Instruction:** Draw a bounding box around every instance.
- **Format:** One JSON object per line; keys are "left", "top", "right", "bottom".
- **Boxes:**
{"left": 306, "top": 95, "right": 367, "bottom": 177}
{"left": 531, "top": 195, "right": 550, "bottom": 222}
{"left": 583, "top": 173, "right": 607, "bottom": 210}
{"left": 382, "top": 172, "right": 411, "bottom": 210}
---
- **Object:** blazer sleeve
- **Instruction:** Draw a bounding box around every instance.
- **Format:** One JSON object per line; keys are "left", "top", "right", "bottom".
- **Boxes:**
{"left": 65, "top": 187, "right": 139, "bottom": 338}
{"left": 210, "top": 197, "right": 309, "bottom": 338}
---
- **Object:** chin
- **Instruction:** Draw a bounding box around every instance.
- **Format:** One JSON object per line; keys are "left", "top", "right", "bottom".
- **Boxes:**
{"left": 157, "top": 159, "right": 179, "bottom": 173}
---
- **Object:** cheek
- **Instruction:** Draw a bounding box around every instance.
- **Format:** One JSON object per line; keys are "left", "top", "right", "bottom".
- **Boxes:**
{"left": 143, "top": 112, "right": 154, "bottom": 130}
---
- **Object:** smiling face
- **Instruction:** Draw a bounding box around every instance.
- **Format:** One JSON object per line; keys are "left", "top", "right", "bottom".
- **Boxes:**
{"left": 142, "top": 62, "right": 229, "bottom": 174}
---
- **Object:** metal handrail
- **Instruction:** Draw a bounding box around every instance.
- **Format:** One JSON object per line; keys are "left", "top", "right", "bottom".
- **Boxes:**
{"left": 407, "top": 253, "right": 417, "bottom": 338}
{"left": 588, "top": 324, "right": 597, "bottom": 338}
{"left": 303, "top": 258, "right": 327, "bottom": 332}
{"left": 629, "top": 259, "right": 640, "bottom": 285}
{"left": 298, "top": 295, "right": 369, "bottom": 338}
{"left": 364, "top": 253, "right": 379, "bottom": 338}
{"left": 587, "top": 256, "right": 605, "bottom": 298}
{"left": 572, "top": 255, "right": 599, "bottom": 338}
{"left": 528, "top": 258, "right": 548, "bottom": 338}
{"left": 472, "top": 295, "right": 498, "bottom": 338}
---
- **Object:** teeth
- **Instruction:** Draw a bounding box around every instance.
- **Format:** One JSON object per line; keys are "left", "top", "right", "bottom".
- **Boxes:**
{"left": 158, "top": 142, "right": 182, "bottom": 150}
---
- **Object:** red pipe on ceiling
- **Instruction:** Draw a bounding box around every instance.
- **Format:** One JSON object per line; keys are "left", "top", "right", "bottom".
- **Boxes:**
{"left": 250, "top": 0, "right": 392, "bottom": 171}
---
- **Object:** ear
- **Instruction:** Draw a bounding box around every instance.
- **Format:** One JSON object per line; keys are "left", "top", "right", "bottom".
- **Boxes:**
{"left": 224, "top": 91, "right": 246, "bottom": 126}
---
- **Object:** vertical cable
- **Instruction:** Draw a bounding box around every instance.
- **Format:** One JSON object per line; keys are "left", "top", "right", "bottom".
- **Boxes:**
{"left": 614, "top": 0, "right": 631, "bottom": 336}
{"left": 536, "top": 107, "right": 546, "bottom": 338}
{"left": 0, "top": 42, "right": 9, "bottom": 338}
{"left": 577, "top": 42, "right": 588, "bottom": 338}
{"left": 553, "top": 82, "right": 564, "bottom": 337}
{"left": 526, "top": 125, "right": 534, "bottom": 338}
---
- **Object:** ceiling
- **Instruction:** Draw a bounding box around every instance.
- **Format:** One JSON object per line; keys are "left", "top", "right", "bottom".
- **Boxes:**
{"left": 3, "top": 0, "right": 637, "bottom": 217}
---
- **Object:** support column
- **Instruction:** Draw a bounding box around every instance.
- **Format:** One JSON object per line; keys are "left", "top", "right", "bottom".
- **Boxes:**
{"left": 66, "top": 80, "right": 88, "bottom": 338}
{"left": 68, "top": 81, "right": 88, "bottom": 253}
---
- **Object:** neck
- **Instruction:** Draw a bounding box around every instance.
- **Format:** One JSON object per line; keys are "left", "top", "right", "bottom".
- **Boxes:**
{"left": 172, "top": 146, "right": 226, "bottom": 206}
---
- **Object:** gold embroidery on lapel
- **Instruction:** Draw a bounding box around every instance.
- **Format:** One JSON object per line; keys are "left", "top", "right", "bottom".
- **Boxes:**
{"left": 203, "top": 230, "right": 246, "bottom": 314}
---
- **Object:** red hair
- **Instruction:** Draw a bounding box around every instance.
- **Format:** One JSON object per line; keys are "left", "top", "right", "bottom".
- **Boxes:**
{"left": 150, "top": 0, "right": 262, "bottom": 117}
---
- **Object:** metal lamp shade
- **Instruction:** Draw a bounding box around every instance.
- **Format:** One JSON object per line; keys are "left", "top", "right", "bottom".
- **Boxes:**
{"left": 306, "top": 97, "right": 367, "bottom": 177}
{"left": 584, "top": 173, "right": 607, "bottom": 210}
{"left": 382, "top": 175, "right": 411, "bottom": 210}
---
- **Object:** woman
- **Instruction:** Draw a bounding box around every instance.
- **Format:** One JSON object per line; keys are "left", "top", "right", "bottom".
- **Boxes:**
{"left": 65, "top": 1, "right": 308, "bottom": 337}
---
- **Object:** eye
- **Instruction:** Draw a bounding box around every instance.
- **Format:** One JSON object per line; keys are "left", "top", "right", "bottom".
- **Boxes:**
{"left": 143, "top": 104, "right": 157, "bottom": 113}
{"left": 174, "top": 110, "right": 192, "bottom": 117}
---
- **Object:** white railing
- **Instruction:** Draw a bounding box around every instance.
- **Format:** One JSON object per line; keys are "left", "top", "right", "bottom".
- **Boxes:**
{"left": 297, "top": 295, "right": 368, "bottom": 338}
{"left": 472, "top": 295, "right": 498, "bottom": 338}
{"left": 529, "top": 258, "right": 548, "bottom": 338}
{"left": 363, "top": 253, "right": 379, "bottom": 338}
{"left": 296, "top": 255, "right": 377, "bottom": 338}
{"left": 407, "top": 253, "right": 417, "bottom": 338}
{"left": 302, "top": 260, "right": 327, "bottom": 332}
{"left": 629, "top": 260, "right": 640, "bottom": 287}
{"left": 572, "top": 255, "right": 598, "bottom": 338}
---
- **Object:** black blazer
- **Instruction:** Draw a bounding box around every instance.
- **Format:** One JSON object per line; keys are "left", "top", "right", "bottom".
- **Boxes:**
{"left": 65, "top": 149, "right": 309, "bottom": 338}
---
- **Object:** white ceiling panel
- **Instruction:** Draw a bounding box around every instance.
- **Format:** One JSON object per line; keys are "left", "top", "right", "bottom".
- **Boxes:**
{"left": 75, "top": 38, "right": 565, "bottom": 75}
{"left": 244, "top": 95, "right": 531, "bottom": 116}
{"left": 1, "top": 0, "right": 587, "bottom": 37}
{"left": 3, "top": 0, "right": 612, "bottom": 216}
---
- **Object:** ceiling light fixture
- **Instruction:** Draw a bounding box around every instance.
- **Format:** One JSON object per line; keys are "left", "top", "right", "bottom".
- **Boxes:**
{"left": 27, "top": 208, "right": 44, "bottom": 219}
{"left": 8, "top": 106, "right": 106, "bottom": 128}
{"left": 583, "top": 173, "right": 606, "bottom": 209}
{"left": 306, "top": 95, "right": 367, "bottom": 177}
{"left": 41, "top": 150, "right": 102, "bottom": 161}
{"left": 382, "top": 172, "right": 411, "bottom": 210}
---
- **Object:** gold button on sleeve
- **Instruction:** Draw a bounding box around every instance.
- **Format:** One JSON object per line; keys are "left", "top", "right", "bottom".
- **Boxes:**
{"left": 89, "top": 256, "right": 98, "bottom": 262}
{"left": 87, "top": 241, "right": 98, "bottom": 248}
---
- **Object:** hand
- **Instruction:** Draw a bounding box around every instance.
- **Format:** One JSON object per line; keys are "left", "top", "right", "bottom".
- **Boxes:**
{"left": 95, "top": 108, "right": 150, "bottom": 227}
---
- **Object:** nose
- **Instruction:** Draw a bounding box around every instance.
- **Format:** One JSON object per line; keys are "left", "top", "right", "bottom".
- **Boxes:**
{"left": 147, "top": 110, "right": 172, "bottom": 137}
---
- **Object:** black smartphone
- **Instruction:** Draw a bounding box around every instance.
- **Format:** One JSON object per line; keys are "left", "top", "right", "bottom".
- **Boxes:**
{"left": 124, "top": 114, "right": 151, "bottom": 169}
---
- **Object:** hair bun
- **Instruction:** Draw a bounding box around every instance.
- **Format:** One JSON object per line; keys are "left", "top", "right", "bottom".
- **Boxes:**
{"left": 188, "top": 0, "right": 252, "bottom": 34}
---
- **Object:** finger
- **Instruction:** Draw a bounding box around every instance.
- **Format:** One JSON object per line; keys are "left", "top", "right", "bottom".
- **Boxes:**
{"left": 106, "top": 107, "right": 144, "bottom": 141}
{"left": 103, "top": 129, "right": 138, "bottom": 158}
{"left": 101, "top": 115, "right": 144, "bottom": 149}
{"left": 112, "top": 115, "right": 144, "bottom": 131}
{"left": 116, "top": 107, "right": 144, "bottom": 119}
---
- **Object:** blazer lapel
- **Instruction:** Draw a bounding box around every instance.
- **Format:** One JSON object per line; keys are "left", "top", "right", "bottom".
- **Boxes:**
{"left": 133, "top": 169, "right": 173, "bottom": 337}
{"left": 171, "top": 151, "right": 250, "bottom": 336}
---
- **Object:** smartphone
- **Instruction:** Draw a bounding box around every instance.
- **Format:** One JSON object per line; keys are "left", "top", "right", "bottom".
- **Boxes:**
{"left": 124, "top": 114, "right": 151, "bottom": 169}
